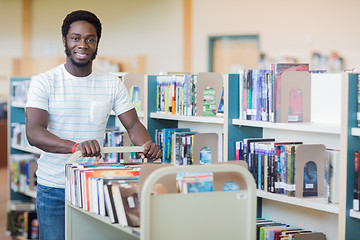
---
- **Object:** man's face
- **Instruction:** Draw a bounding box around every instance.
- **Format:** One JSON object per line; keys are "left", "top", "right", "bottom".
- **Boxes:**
{"left": 63, "top": 20, "right": 98, "bottom": 68}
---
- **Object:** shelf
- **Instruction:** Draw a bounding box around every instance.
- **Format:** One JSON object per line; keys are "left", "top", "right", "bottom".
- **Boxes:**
{"left": 66, "top": 202, "right": 140, "bottom": 237}
{"left": 150, "top": 112, "right": 224, "bottom": 124}
{"left": 11, "top": 102, "right": 26, "bottom": 108}
{"left": 351, "top": 128, "right": 360, "bottom": 136}
{"left": 350, "top": 209, "right": 360, "bottom": 219}
{"left": 232, "top": 119, "right": 340, "bottom": 134}
{"left": 21, "top": 190, "right": 36, "bottom": 199}
{"left": 12, "top": 144, "right": 42, "bottom": 155}
{"left": 137, "top": 111, "right": 144, "bottom": 118}
{"left": 257, "top": 190, "right": 339, "bottom": 214}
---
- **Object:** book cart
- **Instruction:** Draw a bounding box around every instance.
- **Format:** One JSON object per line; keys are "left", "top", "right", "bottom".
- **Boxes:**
{"left": 65, "top": 147, "right": 257, "bottom": 240}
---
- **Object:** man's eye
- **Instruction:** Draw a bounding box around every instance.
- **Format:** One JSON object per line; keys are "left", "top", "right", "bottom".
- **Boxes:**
{"left": 87, "top": 38, "right": 95, "bottom": 43}
{"left": 72, "top": 37, "right": 79, "bottom": 42}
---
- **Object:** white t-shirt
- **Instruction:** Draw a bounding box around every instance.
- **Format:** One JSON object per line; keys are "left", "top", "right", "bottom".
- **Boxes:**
{"left": 25, "top": 64, "right": 134, "bottom": 188}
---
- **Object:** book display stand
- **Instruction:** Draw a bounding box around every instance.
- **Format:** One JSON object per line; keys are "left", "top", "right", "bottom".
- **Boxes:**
{"left": 195, "top": 72, "right": 223, "bottom": 117}
{"left": 280, "top": 71, "right": 311, "bottom": 123}
{"left": 294, "top": 144, "right": 326, "bottom": 198}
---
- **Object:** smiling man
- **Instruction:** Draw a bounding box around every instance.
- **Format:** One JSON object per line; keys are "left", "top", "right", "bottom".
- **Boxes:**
{"left": 24, "top": 10, "right": 161, "bottom": 240}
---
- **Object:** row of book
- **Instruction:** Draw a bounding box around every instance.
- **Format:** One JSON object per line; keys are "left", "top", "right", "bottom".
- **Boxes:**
{"left": 155, "top": 128, "right": 217, "bottom": 165}
{"left": 10, "top": 154, "right": 38, "bottom": 194}
{"left": 7, "top": 201, "right": 38, "bottom": 239}
{"left": 65, "top": 162, "right": 222, "bottom": 228}
{"left": 11, "top": 122, "right": 32, "bottom": 149}
{"left": 155, "top": 73, "right": 225, "bottom": 117}
{"left": 102, "top": 127, "right": 141, "bottom": 163}
{"left": 256, "top": 218, "right": 326, "bottom": 240}
{"left": 65, "top": 162, "right": 141, "bottom": 227}
{"left": 156, "top": 74, "right": 197, "bottom": 116}
{"left": 155, "top": 127, "right": 193, "bottom": 164}
{"left": 66, "top": 161, "right": 252, "bottom": 231}
{"left": 235, "top": 138, "right": 340, "bottom": 203}
{"left": 11, "top": 123, "right": 141, "bottom": 163}
{"left": 239, "top": 63, "right": 309, "bottom": 123}
{"left": 10, "top": 79, "right": 31, "bottom": 105}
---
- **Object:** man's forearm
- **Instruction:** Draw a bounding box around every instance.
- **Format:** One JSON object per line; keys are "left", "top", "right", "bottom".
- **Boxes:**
{"left": 127, "top": 121, "right": 153, "bottom": 146}
{"left": 26, "top": 125, "right": 74, "bottom": 153}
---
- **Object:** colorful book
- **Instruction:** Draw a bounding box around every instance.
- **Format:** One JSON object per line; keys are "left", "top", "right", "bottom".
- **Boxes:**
{"left": 272, "top": 63, "right": 309, "bottom": 122}
{"left": 203, "top": 87, "right": 216, "bottom": 116}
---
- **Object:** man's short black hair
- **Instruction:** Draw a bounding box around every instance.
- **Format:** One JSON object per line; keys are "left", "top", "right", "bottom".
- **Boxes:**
{"left": 61, "top": 10, "right": 102, "bottom": 42}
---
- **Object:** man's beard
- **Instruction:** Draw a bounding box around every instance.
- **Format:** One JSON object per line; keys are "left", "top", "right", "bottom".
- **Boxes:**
{"left": 65, "top": 42, "right": 98, "bottom": 68}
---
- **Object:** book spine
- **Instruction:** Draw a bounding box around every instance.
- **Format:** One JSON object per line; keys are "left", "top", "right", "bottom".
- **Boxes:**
{"left": 246, "top": 70, "right": 252, "bottom": 120}
{"left": 354, "top": 151, "right": 360, "bottom": 211}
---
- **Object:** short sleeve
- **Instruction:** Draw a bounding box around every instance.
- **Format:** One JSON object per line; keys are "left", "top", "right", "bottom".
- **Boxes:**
{"left": 112, "top": 78, "right": 134, "bottom": 116}
{"left": 25, "top": 74, "right": 51, "bottom": 111}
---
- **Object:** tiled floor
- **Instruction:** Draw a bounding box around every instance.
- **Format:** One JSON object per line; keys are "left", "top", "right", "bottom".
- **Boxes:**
{"left": 0, "top": 167, "right": 11, "bottom": 240}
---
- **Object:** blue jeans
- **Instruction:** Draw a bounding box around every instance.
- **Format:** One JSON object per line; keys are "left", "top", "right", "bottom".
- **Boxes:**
{"left": 36, "top": 184, "right": 65, "bottom": 240}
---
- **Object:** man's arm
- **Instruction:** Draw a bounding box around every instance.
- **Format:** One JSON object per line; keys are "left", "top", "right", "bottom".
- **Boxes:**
{"left": 118, "top": 108, "right": 161, "bottom": 160}
{"left": 25, "top": 107, "right": 101, "bottom": 157}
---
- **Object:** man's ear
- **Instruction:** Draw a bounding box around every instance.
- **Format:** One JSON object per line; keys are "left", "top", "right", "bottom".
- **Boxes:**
{"left": 62, "top": 36, "right": 66, "bottom": 47}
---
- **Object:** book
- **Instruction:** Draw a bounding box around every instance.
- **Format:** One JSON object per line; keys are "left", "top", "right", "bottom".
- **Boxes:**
{"left": 129, "top": 85, "right": 141, "bottom": 112}
{"left": 326, "top": 149, "right": 340, "bottom": 203}
{"left": 161, "top": 128, "right": 190, "bottom": 163}
{"left": 80, "top": 167, "right": 139, "bottom": 211}
{"left": 176, "top": 172, "right": 213, "bottom": 193}
{"left": 272, "top": 63, "right": 309, "bottom": 122}
{"left": 243, "top": 138, "right": 275, "bottom": 185}
{"left": 216, "top": 87, "right": 224, "bottom": 116}
{"left": 245, "top": 70, "right": 253, "bottom": 120}
{"left": 112, "top": 181, "right": 140, "bottom": 227}
{"left": 104, "top": 182, "right": 118, "bottom": 224}
{"left": 290, "top": 232, "right": 326, "bottom": 240}
{"left": 354, "top": 151, "right": 360, "bottom": 211}
{"left": 203, "top": 87, "right": 216, "bottom": 116}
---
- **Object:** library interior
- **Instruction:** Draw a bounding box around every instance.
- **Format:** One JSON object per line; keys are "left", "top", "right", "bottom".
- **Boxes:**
{"left": 1, "top": 0, "right": 360, "bottom": 239}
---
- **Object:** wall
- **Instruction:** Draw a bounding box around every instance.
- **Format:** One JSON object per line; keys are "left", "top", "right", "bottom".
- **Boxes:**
{"left": 192, "top": 0, "right": 360, "bottom": 72}
{"left": 1, "top": 0, "right": 360, "bottom": 74}
{"left": 0, "top": 0, "right": 183, "bottom": 75}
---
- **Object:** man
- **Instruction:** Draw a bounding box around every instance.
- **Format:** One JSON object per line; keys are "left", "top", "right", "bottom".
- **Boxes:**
{"left": 25, "top": 10, "right": 161, "bottom": 240}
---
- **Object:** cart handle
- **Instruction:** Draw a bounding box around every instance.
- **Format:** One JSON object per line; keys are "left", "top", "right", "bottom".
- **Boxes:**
{"left": 68, "top": 146, "right": 144, "bottom": 163}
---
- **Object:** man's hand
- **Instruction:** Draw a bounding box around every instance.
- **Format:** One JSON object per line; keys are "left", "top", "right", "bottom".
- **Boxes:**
{"left": 141, "top": 141, "right": 162, "bottom": 161}
{"left": 74, "top": 140, "right": 102, "bottom": 160}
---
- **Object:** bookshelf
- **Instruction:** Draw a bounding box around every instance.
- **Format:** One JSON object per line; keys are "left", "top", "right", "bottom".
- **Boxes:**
{"left": 10, "top": 72, "right": 360, "bottom": 239}
{"left": 340, "top": 73, "right": 360, "bottom": 239}
{"left": 228, "top": 72, "right": 342, "bottom": 240}
{"left": 8, "top": 77, "right": 39, "bottom": 202}
{"left": 146, "top": 73, "right": 229, "bottom": 163}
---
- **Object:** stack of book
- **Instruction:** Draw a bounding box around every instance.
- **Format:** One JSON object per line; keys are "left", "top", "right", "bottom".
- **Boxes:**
{"left": 65, "top": 162, "right": 141, "bottom": 227}
{"left": 256, "top": 218, "right": 326, "bottom": 239}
